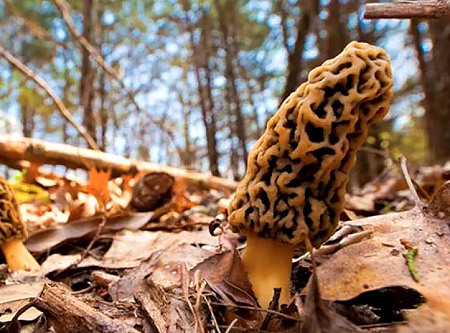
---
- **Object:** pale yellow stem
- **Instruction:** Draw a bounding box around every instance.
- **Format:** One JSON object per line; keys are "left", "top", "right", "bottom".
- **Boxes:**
{"left": 241, "top": 233, "right": 295, "bottom": 308}
{"left": 1, "top": 238, "right": 40, "bottom": 272}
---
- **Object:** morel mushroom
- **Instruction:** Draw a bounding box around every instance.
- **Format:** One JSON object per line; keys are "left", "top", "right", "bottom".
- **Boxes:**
{"left": 228, "top": 41, "right": 394, "bottom": 308}
{"left": 0, "top": 176, "right": 40, "bottom": 271}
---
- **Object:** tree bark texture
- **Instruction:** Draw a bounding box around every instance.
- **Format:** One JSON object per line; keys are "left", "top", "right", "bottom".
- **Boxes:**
{"left": 20, "top": 103, "right": 34, "bottom": 138}
{"left": 280, "top": 1, "right": 315, "bottom": 102}
{"left": 80, "top": 0, "right": 97, "bottom": 146}
{"left": 215, "top": 0, "right": 249, "bottom": 166}
{"left": 34, "top": 282, "right": 140, "bottom": 333}
{"left": 364, "top": 0, "right": 450, "bottom": 19}
{"left": 181, "top": 0, "right": 221, "bottom": 176}
{"left": 425, "top": 20, "right": 450, "bottom": 162}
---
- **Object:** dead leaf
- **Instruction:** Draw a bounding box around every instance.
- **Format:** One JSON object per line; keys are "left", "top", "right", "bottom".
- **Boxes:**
{"left": 88, "top": 167, "right": 111, "bottom": 204}
{"left": 172, "top": 180, "right": 198, "bottom": 213}
{"left": 25, "top": 212, "right": 154, "bottom": 253}
{"left": 109, "top": 254, "right": 160, "bottom": 301}
{"left": 0, "top": 282, "right": 44, "bottom": 323}
{"left": 23, "top": 163, "right": 41, "bottom": 184}
{"left": 299, "top": 270, "right": 362, "bottom": 333}
{"left": 38, "top": 228, "right": 217, "bottom": 276}
{"left": 311, "top": 182, "right": 450, "bottom": 331}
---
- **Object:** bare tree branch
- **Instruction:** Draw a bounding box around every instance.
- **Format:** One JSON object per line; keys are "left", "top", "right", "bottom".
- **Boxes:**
{"left": 51, "top": 0, "right": 180, "bottom": 151}
{"left": 4, "top": 0, "right": 66, "bottom": 47}
{"left": 364, "top": 0, "right": 450, "bottom": 19}
{"left": 0, "top": 44, "right": 99, "bottom": 150}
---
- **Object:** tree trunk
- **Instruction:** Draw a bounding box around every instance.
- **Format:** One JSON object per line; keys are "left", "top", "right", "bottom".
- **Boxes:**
{"left": 424, "top": 21, "right": 450, "bottom": 162}
{"left": 20, "top": 103, "right": 34, "bottom": 138}
{"left": 215, "top": 0, "right": 248, "bottom": 166}
{"left": 180, "top": 0, "right": 220, "bottom": 176}
{"left": 80, "top": 0, "right": 97, "bottom": 146}
{"left": 97, "top": 8, "right": 107, "bottom": 151}
{"left": 280, "top": 1, "right": 314, "bottom": 102}
{"left": 323, "top": 0, "right": 348, "bottom": 59}
{"left": 200, "top": 11, "right": 221, "bottom": 176}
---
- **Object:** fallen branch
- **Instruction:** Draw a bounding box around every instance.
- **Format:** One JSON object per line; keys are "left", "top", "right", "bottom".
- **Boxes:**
{"left": 0, "top": 44, "right": 98, "bottom": 150}
{"left": 34, "top": 282, "right": 140, "bottom": 333}
{"left": 364, "top": 0, "right": 450, "bottom": 19}
{"left": 0, "top": 135, "right": 237, "bottom": 191}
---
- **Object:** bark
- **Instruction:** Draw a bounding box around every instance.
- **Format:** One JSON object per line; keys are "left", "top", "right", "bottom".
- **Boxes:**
{"left": 239, "top": 64, "right": 263, "bottom": 138}
{"left": 0, "top": 135, "right": 237, "bottom": 191}
{"left": 0, "top": 45, "right": 98, "bottom": 150}
{"left": 424, "top": 21, "right": 450, "bottom": 162}
{"left": 323, "top": 0, "right": 348, "bottom": 59}
{"left": 98, "top": 71, "right": 107, "bottom": 151}
{"left": 180, "top": 0, "right": 220, "bottom": 176}
{"left": 178, "top": 86, "right": 194, "bottom": 167}
{"left": 80, "top": 0, "right": 97, "bottom": 145}
{"left": 20, "top": 103, "right": 34, "bottom": 138}
{"left": 280, "top": 1, "right": 314, "bottom": 102}
{"left": 215, "top": 0, "right": 249, "bottom": 165}
{"left": 200, "top": 12, "right": 221, "bottom": 176}
{"left": 97, "top": 8, "right": 107, "bottom": 151}
{"left": 364, "top": 0, "right": 450, "bottom": 19}
{"left": 34, "top": 282, "right": 140, "bottom": 333}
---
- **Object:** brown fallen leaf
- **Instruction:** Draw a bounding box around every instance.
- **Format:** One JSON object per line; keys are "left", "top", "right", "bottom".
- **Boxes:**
{"left": 0, "top": 282, "right": 44, "bottom": 324}
{"left": 37, "top": 228, "right": 217, "bottom": 276}
{"left": 25, "top": 212, "right": 154, "bottom": 253}
{"left": 312, "top": 182, "right": 450, "bottom": 330}
{"left": 109, "top": 254, "right": 160, "bottom": 301}
{"left": 298, "top": 270, "right": 362, "bottom": 333}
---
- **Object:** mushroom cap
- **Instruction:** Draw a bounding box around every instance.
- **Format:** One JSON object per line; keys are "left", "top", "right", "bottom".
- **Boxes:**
{"left": 0, "top": 176, "right": 27, "bottom": 244}
{"left": 228, "top": 41, "right": 394, "bottom": 247}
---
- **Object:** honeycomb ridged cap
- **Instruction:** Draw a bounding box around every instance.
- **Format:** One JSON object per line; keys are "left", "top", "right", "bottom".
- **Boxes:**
{"left": 228, "top": 41, "right": 393, "bottom": 247}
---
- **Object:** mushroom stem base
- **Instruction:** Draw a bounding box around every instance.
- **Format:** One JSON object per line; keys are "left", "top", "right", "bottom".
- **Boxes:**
{"left": 1, "top": 238, "right": 40, "bottom": 272}
{"left": 241, "top": 233, "right": 295, "bottom": 308}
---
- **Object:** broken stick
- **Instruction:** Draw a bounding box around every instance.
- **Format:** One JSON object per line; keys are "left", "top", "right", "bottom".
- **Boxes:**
{"left": 34, "top": 282, "right": 140, "bottom": 333}
{"left": 364, "top": 0, "right": 450, "bottom": 19}
{"left": 0, "top": 135, "right": 237, "bottom": 191}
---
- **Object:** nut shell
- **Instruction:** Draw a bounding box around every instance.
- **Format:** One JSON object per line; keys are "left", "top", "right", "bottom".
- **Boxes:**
{"left": 228, "top": 42, "right": 393, "bottom": 247}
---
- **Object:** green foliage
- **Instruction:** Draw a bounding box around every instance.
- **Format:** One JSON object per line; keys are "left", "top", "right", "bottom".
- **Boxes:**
{"left": 0, "top": 0, "right": 437, "bottom": 175}
{"left": 9, "top": 181, "right": 50, "bottom": 204}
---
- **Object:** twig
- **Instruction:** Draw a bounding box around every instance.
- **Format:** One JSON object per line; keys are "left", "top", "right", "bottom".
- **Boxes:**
{"left": 224, "top": 318, "right": 238, "bottom": 333}
{"left": 51, "top": 0, "right": 123, "bottom": 83}
{"left": 207, "top": 302, "right": 299, "bottom": 321}
{"left": 0, "top": 301, "right": 37, "bottom": 332}
{"left": 202, "top": 295, "right": 222, "bottom": 333}
{"left": 0, "top": 44, "right": 99, "bottom": 150}
{"left": 71, "top": 205, "right": 108, "bottom": 267}
{"left": 210, "top": 323, "right": 271, "bottom": 333}
{"left": 5, "top": 0, "right": 65, "bottom": 46}
{"left": 364, "top": 0, "right": 450, "bottom": 19}
{"left": 181, "top": 266, "right": 205, "bottom": 333}
{"left": 260, "top": 288, "right": 281, "bottom": 330}
{"left": 51, "top": 0, "right": 181, "bottom": 150}
{"left": 154, "top": 221, "right": 212, "bottom": 231}
{"left": 361, "top": 148, "right": 432, "bottom": 201}
{"left": 399, "top": 156, "right": 426, "bottom": 210}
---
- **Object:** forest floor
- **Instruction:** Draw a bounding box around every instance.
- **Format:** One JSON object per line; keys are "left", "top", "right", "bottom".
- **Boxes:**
{"left": 0, "top": 151, "right": 449, "bottom": 333}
